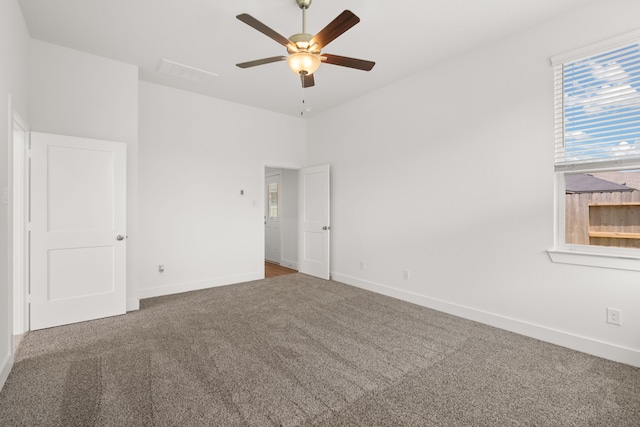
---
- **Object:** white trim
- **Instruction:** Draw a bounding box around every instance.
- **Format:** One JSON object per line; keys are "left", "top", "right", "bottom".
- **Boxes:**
{"left": 554, "top": 172, "right": 565, "bottom": 250}
{"left": 551, "top": 28, "right": 640, "bottom": 65}
{"left": 0, "top": 352, "right": 13, "bottom": 392}
{"left": 332, "top": 272, "right": 640, "bottom": 368}
{"left": 136, "top": 272, "right": 262, "bottom": 300}
{"left": 547, "top": 249, "right": 640, "bottom": 271}
{"left": 262, "top": 160, "right": 304, "bottom": 171}
{"left": 3, "top": 95, "right": 15, "bottom": 392}
{"left": 12, "top": 110, "right": 29, "bottom": 133}
{"left": 13, "top": 333, "right": 23, "bottom": 353}
{"left": 280, "top": 259, "right": 298, "bottom": 270}
{"left": 126, "top": 299, "right": 140, "bottom": 312}
{"left": 12, "top": 112, "right": 28, "bottom": 336}
{"left": 555, "top": 159, "right": 640, "bottom": 173}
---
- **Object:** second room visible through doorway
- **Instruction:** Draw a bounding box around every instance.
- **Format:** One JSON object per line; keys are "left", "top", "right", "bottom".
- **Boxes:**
{"left": 265, "top": 167, "right": 298, "bottom": 271}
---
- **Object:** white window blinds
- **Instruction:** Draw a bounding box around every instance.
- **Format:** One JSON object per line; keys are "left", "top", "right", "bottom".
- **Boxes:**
{"left": 554, "top": 41, "right": 640, "bottom": 171}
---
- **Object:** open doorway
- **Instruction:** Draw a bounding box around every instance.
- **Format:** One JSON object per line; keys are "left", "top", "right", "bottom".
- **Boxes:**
{"left": 264, "top": 167, "right": 298, "bottom": 278}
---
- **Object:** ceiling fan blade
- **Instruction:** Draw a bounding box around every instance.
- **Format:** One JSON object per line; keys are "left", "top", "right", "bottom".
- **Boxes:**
{"left": 236, "top": 56, "right": 286, "bottom": 69}
{"left": 322, "top": 54, "right": 375, "bottom": 71}
{"left": 236, "top": 14, "right": 294, "bottom": 49}
{"left": 310, "top": 10, "right": 360, "bottom": 49}
{"left": 301, "top": 73, "right": 315, "bottom": 88}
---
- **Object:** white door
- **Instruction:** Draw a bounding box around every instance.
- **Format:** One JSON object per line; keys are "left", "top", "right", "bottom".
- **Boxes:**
{"left": 265, "top": 173, "right": 281, "bottom": 264}
{"left": 298, "top": 164, "right": 330, "bottom": 279}
{"left": 30, "top": 132, "right": 127, "bottom": 330}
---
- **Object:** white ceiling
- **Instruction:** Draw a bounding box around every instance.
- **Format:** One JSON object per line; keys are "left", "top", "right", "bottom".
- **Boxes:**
{"left": 18, "top": 0, "right": 596, "bottom": 118}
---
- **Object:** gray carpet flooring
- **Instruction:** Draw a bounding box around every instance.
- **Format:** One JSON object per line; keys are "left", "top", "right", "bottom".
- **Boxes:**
{"left": 1, "top": 273, "right": 639, "bottom": 426}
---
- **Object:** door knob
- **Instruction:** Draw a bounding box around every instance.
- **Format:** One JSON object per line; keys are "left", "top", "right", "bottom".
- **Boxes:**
{"left": 322, "top": 226, "right": 330, "bottom": 230}
{"left": 116, "top": 235, "right": 125, "bottom": 241}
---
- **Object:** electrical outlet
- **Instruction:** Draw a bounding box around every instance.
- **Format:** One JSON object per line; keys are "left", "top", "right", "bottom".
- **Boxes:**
{"left": 158, "top": 264, "right": 165, "bottom": 275}
{"left": 360, "top": 260, "right": 365, "bottom": 270}
{"left": 403, "top": 269, "right": 410, "bottom": 280}
{"left": 606, "top": 308, "right": 621, "bottom": 325}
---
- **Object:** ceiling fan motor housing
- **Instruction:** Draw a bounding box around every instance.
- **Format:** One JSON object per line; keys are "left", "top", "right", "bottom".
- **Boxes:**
{"left": 288, "top": 33, "right": 317, "bottom": 53}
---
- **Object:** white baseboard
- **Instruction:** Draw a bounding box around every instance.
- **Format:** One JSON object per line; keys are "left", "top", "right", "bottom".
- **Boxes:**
{"left": 280, "top": 259, "right": 298, "bottom": 270}
{"left": 13, "top": 333, "right": 24, "bottom": 353}
{"left": 0, "top": 351, "right": 13, "bottom": 393}
{"left": 332, "top": 272, "right": 640, "bottom": 368}
{"left": 126, "top": 299, "right": 140, "bottom": 312}
{"left": 137, "top": 272, "right": 263, "bottom": 300}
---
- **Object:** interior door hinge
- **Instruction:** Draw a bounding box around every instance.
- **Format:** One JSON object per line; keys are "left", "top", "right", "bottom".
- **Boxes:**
{"left": 25, "top": 149, "right": 32, "bottom": 158}
{"left": 26, "top": 222, "right": 31, "bottom": 231}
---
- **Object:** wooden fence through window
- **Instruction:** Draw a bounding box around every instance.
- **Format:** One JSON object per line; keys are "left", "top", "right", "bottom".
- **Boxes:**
{"left": 566, "top": 191, "right": 640, "bottom": 248}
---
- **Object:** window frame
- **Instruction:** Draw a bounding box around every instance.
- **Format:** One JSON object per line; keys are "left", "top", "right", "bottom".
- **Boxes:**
{"left": 548, "top": 30, "right": 640, "bottom": 271}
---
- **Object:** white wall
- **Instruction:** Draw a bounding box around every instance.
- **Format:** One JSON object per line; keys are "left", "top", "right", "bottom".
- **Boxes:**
{"left": 28, "top": 40, "right": 140, "bottom": 309}
{"left": 137, "top": 82, "right": 305, "bottom": 298}
{"left": 306, "top": 0, "right": 640, "bottom": 366}
{"left": 0, "top": 0, "right": 30, "bottom": 391}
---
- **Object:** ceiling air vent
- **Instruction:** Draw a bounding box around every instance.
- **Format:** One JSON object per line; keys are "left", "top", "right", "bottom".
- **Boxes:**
{"left": 157, "top": 59, "right": 218, "bottom": 84}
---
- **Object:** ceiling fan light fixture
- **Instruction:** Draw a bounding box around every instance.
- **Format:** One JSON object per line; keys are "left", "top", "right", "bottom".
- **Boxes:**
{"left": 236, "top": 3, "right": 374, "bottom": 89}
{"left": 287, "top": 51, "right": 321, "bottom": 75}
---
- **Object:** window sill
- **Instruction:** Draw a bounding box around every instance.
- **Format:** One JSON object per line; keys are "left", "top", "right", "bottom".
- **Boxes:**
{"left": 548, "top": 249, "right": 640, "bottom": 271}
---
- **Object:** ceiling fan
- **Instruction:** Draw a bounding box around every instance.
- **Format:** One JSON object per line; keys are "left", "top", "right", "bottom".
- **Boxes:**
{"left": 236, "top": 0, "right": 375, "bottom": 88}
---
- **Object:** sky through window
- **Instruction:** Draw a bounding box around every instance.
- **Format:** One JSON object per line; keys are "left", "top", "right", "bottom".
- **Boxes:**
{"left": 563, "top": 43, "right": 640, "bottom": 163}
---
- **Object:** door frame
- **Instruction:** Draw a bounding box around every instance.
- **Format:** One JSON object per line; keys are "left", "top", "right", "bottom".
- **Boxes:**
{"left": 3, "top": 99, "right": 29, "bottom": 393}
{"left": 11, "top": 112, "right": 29, "bottom": 339}
{"left": 260, "top": 161, "right": 303, "bottom": 277}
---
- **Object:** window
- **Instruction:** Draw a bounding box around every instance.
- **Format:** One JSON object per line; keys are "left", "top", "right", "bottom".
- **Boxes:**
{"left": 550, "top": 32, "right": 640, "bottom": 269}
{"left": 268, "top": 182, "right": 278, "bottom": 219}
